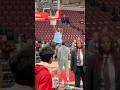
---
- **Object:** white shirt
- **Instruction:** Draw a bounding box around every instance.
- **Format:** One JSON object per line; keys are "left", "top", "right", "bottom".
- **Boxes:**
{"left": 35, "top": 61, "right": 52, "bottom": 73}
{"left": 100, "top": 54, "right": 116, "bottom": 90}
{"left": 77, "top": 49, "right": 83, "bottom": 66}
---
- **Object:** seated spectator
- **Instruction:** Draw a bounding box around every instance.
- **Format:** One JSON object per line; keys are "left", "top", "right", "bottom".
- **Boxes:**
{"left": 8, "top": 46, "right": 35, "bottom": 90}
{"left": 65, "top": 17, "right": 70, "bottom": 26}
{"left": 1, "top": 35, "right": 16, "bottom": 59}
{"left": 35, "top": 46, "right": 54, "bottom": 90}
{"left": 61, "top": 15, "right": 70, "bottom": 26}
{"left": 41, "top": 40, "right": 46, "bottom": 48}
{"left": 61, "top": 15, "right": 66, "bottom": 24}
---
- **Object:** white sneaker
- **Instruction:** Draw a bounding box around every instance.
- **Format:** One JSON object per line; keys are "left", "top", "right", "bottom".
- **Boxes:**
{"left": 67, "top": 77, "right": 69, "bottom": 81}
{"left": 66, "top": 77, "right": 69, "bottom": 84}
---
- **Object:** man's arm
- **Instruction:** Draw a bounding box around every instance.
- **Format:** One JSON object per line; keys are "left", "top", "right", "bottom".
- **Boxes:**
{"left": 70, "top": 50, "right": 74, "bottom": 70}
{"left": 68, "top": 48, "right": 71, "bottom": 60}
{"left": 57, "top": 48, "right": 60, "bottom": 61}
{"left": 36, "top": 68, "right": 53, "bottom": 90}
{"left": 39, "top": 73, "right": 53, "bottom": 90}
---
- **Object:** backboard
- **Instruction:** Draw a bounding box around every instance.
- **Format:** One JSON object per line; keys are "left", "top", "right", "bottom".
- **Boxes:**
{"left": 35, "top": 0, "right": 61, "bottom": 21}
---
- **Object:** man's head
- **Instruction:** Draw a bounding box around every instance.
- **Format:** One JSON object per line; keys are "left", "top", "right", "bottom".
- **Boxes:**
{"left": 73, "top": 39, "right": 76, "bottom": 43}
{"left": 57, "top": 28, "right": 63, "bottom": 32}
{"left": 9, "top": 46, "right": 34, "bottom": 87}
{"left": 26, "top": 38, "right": 33, "bottom": 46}
{"left": 93, "top": 32, "right": 99, "bottom": 41}
{"left": 39, "top": 46, "right": 54, "bottom": 64}
{"left": 2, "top": 35, "right": 7, "bottom": 42}
{"left": 76, "top": 41, "right": 82, "bottom": 49}
{"left": 77, "top": 37, "right": 81, "bottom": 41}
{"left": 49, "top": 42, "right": 56, "bottom": 50}
{"left": 99, "top": 35, "right": 114, "bottom": 55}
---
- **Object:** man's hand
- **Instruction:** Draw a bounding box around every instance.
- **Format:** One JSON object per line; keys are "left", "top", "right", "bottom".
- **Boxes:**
{"left": 70, "top": 68, "right": 73, "bottom": 71}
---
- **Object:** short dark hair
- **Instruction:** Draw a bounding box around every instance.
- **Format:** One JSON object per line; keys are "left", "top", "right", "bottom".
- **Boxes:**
{"left": 62, "top": 42, "right": 65, "bottom": 45}
{"left": 39, "top": 46, "right": 54, "bottom": 62}
{"left": 9, "top": 46, "right": 34, "bottom": 87}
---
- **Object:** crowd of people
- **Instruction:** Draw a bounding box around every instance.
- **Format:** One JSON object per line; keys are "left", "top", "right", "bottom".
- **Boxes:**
{"left": 34, "top": 26, "right": 120, "bottom": 90}
{"left": 0, "top": 27, "right": 120, "bottom": 90}
{"left": 35, "top": 29, "right": 85, "bottom": 89}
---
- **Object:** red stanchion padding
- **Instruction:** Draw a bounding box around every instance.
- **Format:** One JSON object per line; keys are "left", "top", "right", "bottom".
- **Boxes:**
{"left": 52, "top": 68, "right": 75, "bottom": 82}
{"left": 35, "top": 12, "right": 48, "bottom": 21}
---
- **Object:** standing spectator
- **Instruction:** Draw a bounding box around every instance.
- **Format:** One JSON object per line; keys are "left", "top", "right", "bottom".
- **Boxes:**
{"left": 61, "top": 15, "right": 70, "bottom": 26}
{"left": 35, "top": 40, "right": 41, "bottom": 51}
{"left": 57, "top": 42, "right": 71, "bottom": 82}
{"left": 85, "top": 35, "right": 120, "bottom": 90}
{"left": 71, "top": 39, "right": 77, "bottom": 50}
{"left": 8, "top": 46, "right": 34, "bottom": 90}
{"left": 1, "top": 35, "right": 16, "bottom": 59}
{"left": 71, "top": 40, "right": 85, "bottom": 89}
{"left": 16, "top": 35, "right": 26, "bottom": 51}
{"left": 88, "top": 32, "right": 99, "bottom": 54}
{"left": 35, "top": 41, "right": 41, "bottom": 63}
{"left": 35, "top": 46, "right": 54, "bottom": 90}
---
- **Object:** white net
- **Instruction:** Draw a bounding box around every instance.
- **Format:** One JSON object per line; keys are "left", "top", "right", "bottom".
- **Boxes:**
{"left": 50, "top": 19, "right": 57, "bottom": 26}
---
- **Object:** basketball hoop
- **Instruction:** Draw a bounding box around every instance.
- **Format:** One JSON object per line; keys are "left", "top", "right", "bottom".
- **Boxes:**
{"left": 35, "top": 0, "right": 61, "bottom": 21}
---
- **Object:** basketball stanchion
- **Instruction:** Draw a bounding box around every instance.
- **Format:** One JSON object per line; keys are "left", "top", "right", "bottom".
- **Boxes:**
{"left": 35, "top": 0, "right": 61, "bottom": 21}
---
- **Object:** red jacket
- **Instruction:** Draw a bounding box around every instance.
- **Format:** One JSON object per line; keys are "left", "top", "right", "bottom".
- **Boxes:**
{"left": 35, "top": 64, "right": 53, "bottom": 90}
